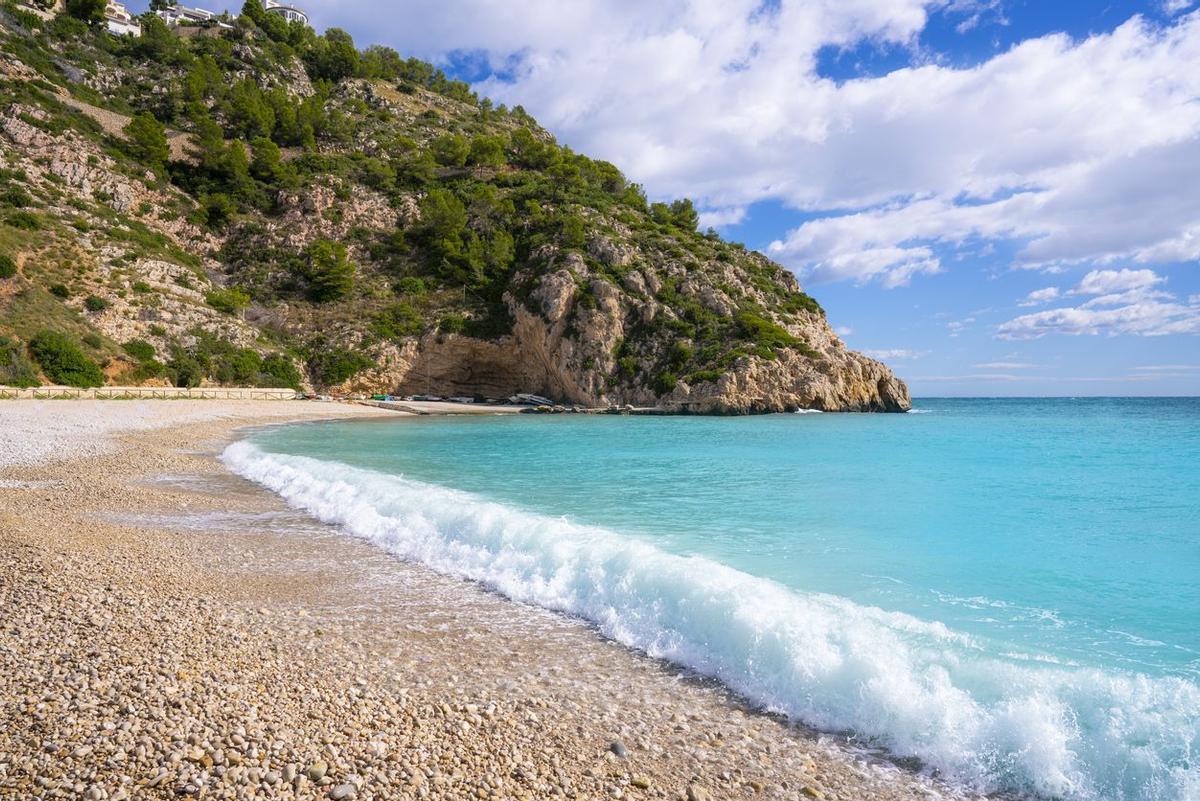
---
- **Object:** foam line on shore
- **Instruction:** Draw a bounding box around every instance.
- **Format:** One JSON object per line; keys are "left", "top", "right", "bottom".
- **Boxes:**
{"left": 222, "top": 440, "right": 1200, "bottom": 801}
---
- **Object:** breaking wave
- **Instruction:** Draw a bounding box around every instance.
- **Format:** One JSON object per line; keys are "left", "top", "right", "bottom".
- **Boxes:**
{"left": 222, "top": 440, "right": 1200, "bottom": 801}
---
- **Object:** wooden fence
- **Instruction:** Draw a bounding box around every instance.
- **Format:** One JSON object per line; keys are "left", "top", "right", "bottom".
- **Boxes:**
{"left": 0, "top": 386, "right": 300, "bottom": 401}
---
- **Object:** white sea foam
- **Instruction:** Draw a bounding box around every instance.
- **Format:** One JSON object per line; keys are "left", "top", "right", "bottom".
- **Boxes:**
{"left": 222, "top": 441, "right": 1200, "bottom": 801}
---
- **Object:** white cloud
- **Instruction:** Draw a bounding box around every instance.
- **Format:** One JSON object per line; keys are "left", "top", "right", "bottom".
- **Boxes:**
{"left": 1164, "top": 0, "right": 1194, "bottom": 16}
{"left": 946, "top": 316, "right": 975, "bottom": 336}
{"left": 1132, "top": 363, "right": 1200, "bottom": 370}
{"left": 1073, "top": 268, "right": 1164, "bottom": 296}
{"left": 1019, "top": 287, "right": 1060, "bottom": 306}
{"left": 835, "top": 326, "right": 854, "bottom": 336}
{"left": 861, "top": 348, "right": 928, "bottom": 360}
{"left": 996, "top": 299, "right": 1200, "bottom": 339}
{"left": 697, "top": 206, "right": 747, "bottom": 229}
{"left": 312, "top": 2, "right": 1200, "bottom": 288}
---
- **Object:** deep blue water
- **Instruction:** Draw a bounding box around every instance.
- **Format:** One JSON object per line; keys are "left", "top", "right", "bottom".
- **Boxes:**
{"left": 227, "top": 398, "right": 1200, "bottom": 801}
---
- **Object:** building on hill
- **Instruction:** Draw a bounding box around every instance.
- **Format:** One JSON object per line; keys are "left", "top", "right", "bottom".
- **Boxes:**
{"left": 14, "top": 0, "right": 63, "bottom": 22}
{"left": 104, "top": 0, "right": 140, "bottom": 36}
{"left": 264, "top": 0, "right": 306, "bottom": 25}
{"left": 155, "top": 3, "right": 234, "bottom": 29}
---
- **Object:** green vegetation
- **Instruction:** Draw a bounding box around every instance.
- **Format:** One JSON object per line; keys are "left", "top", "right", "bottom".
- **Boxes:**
{"left": 123, "top": 113, "right": 169, "bottom": 173}
{"left": 122, "top": 339, "right": 156, "bottom": 361}
{"left": 0, "top": 1, "right": 831, "bottom": 396}
{"left": 204, "top": 286, "right": 250, "bottom": 315}
{"left": 28, "top": 330, "right": 104, "bottom": 387}
{"left": 304, "top": 239, "right": 354, "bottom": 302}
{"left": 0, "top": 335, "right": 40, "bottom": 387}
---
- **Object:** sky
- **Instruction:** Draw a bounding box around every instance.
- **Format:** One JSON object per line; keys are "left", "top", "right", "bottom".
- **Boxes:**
{"left": 135, "top": 0, "right": 1200, "bottom": 396}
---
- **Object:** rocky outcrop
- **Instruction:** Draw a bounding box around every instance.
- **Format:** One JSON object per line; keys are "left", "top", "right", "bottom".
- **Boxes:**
{"left": 330, "top": 257, "right": 911, "bottom": 413}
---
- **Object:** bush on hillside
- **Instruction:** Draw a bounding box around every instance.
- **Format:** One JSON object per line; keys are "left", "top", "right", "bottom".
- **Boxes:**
{"left": 0, "top": 336, "right": 40, "bottom": 388}
{"left": 0, "top": 254, "right": 16, "bottom": 280}
{"left": 5, "top": 211, "right": 40, "bottom": 230}
{"left": 261, "top": 353, "right": 302, "bottom": 389}
{"left": 27, "top": 330, "right": 104, "bottom": 388}
{"left": 123, "top": 113, "right": 170, "bottom": 173}
{"left": 205, "top": 287, "right": 251, "bottom": 315}
{"left": 122, "top": 339, "right": 157, "bottom": 362}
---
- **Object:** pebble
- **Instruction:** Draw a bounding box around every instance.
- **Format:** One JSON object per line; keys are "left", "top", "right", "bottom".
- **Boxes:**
{"left": 0, "top": 402, "right": 950, "bottom": 801}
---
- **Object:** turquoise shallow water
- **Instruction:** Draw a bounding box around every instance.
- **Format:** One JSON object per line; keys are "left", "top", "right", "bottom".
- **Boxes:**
{"left": 227, "top": 398, "right": 1200, "bottom": 801}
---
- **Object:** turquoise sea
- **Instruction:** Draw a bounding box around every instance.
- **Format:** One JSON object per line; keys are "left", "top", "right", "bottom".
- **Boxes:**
{"left": 224, "top": 398, "right": 1200, "bottom": 801}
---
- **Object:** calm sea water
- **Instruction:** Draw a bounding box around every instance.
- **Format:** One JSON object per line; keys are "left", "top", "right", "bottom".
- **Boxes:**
{"left": 225, "top": 398, "right": 1200, "bottom": 801}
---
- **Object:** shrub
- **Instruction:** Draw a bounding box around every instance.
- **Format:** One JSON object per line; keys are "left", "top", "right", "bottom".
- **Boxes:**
{"left": 168, "top": 352, "right": 204, "bottom": 388}
{"left": 50, "top": 283, "right": 70, "bottom": 298}
{"left": 305, "top": 240, "right": 354, "bottom": 302}
{"left": 6, "top": 211, "right": 40, "bottom": 230}
{"left": 198, "top": 193, "right": 237, "bottom": 229}
{"left": 28, "top": 330, "right": 104, "bottom": 387}
{"left": 132, "top": 280, "right": 153, "bottom": 293}
{"left": 0, "top": 186, "right": 33, "bottom": 208}
{"left": 438, "top": 313, "right": 465, "bottom": 334}
{"left": 82, "top": 332, "right": 102, "bottom": 349}
{"left": 395, "top": 276, "right": 426, "bottom": 295}
{"left": 0, "top": 336, "right": 40, "bottom": 388}
{"left": 372, "top": 302, "right": 424, "bottom": 339}
{"left": 205, "top": 287, "right": 250, "bottom": 315}
{"left": 652, "top": 371, "right": 678, "bottom": 395}
{"left": 261, "top": 353, "right": 302, "bottom": 389}
{"left": 0, "top": 254, "right": 16, "bottom": 280}
{"left": 84, "top": 294, "right": 109, "bottom": 312}
{"left": 687, "top": 369, "right": 724, "bottom": 384}
{"left": 65, "top": 0, "right": 105, "bottom": 24}
{"left": 123, "top": 113, "right": 169, "bottom": 172}
{"left": 735, "top": 310, "right": 799, "bottom": 353}
{"left": 431, "top": 134, "right": 469, "bottom": 167}
{"left": 122, "top": 339, "right": 156, "bottom": 362}
{"left": 669, "top": 340, "right": 693, "bottom": 370}
{"left": 307, "top": 346, "right": 370, "bottom": 386}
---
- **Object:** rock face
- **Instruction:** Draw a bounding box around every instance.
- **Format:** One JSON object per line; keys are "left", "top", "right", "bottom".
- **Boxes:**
{"left": 333, "top": 268, "right": 911, "bottom": 413}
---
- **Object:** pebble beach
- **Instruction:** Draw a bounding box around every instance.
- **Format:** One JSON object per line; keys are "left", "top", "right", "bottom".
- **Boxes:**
{"left": 0, "top": 400, "right": 966, "bottom": 801}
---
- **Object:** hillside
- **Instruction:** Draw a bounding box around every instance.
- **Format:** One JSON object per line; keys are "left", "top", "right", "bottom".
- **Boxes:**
{"left": 0, "top": 1, "right": 910, "bottom": 412}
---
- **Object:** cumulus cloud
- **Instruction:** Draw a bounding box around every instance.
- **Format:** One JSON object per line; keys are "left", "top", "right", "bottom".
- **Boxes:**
{"left": 1019, "top": 287, "right": 1060, "bottom": 306}
{"left": 997, "top": 268, "right": 1200, "bottom": 339}
{"left": 696, "top": 206, "right": 747, "bottom": 229}
{"left": 997, "top": 299, "right": 1200, "bottom": 339}
{"left": 1073, "top": 268, "right": 1165, "bottom": 296}
{"left": 308, "top": 2, "right": 1200, "bottom": 288}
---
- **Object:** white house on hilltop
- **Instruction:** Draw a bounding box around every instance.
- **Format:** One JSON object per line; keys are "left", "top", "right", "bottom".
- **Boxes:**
{"left": 264, "top": 0, "right": 307, "bottom": 26}
{"left": 104, "top": 0, "right": 140, "bottom": 36}
{"left": 155, "top": 3, "right": 234, "bottom": 29}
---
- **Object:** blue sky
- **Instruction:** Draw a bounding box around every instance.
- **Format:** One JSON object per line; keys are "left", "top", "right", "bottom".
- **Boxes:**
{"left": 134, "top": 0, "right": 1200, "bottom": 396}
